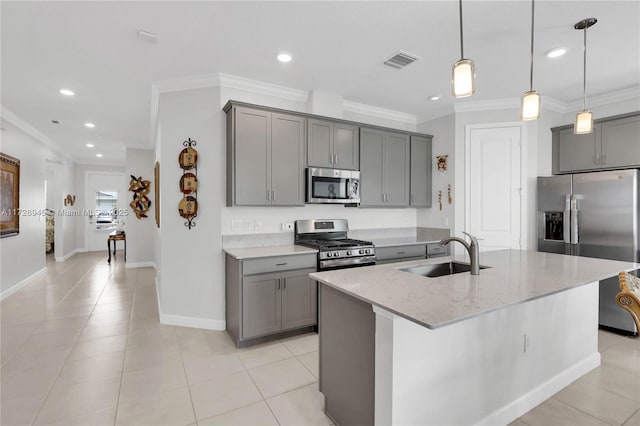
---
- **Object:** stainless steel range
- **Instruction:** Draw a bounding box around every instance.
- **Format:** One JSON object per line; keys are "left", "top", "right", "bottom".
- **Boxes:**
{"left": 294, "top": 219, "right": 376, "bottom": 271}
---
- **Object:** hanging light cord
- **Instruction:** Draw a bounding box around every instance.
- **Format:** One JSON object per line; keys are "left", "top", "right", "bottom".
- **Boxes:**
{"left": 582, "top": 26, "right": 588, "bottom": 110}
{"left": 529, "top": 0, "right": 535, "bottom": 91}
{"left": 459, "top": 0, "right": 464, "bottom": 59}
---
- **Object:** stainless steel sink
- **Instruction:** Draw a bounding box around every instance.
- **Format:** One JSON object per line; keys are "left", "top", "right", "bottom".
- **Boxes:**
{"left": 400, "top": 261, "right": 489, "bottom": 278}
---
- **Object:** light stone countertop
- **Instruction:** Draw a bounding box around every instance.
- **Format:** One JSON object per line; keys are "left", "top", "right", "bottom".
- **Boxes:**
{"left": 223, "top": 245, "right": 317, "bottom": 260}
{"left": 310, "top": 249, "right": 638, "bottom": 329}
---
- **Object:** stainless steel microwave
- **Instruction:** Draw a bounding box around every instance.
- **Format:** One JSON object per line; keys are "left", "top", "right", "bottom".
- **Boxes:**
{"left": 306, "top": 168, "right": 360, "bottom": 204}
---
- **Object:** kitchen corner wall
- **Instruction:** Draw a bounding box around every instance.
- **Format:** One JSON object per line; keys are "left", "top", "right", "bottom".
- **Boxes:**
{"left": 125, "top": 148, "right": 155, "bottom": 267}
{"left": 0, "top": 118, "right": 77, "bottom": 297}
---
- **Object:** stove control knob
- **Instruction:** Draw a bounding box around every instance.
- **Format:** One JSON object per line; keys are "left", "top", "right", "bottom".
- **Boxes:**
{"left": 334, "top": 251, "right": 340, "bottom": 257}
{"left": 359, "top": 249, "right": 364, "bottom": 254}
{"left": 346, "top": 250, "right": 352, "bottom": 256}
{"left": 327, "top": 252, "right": 332, "bottom": 258}
{"left": 365, "top": 249, "right": 370, "bottom": 254}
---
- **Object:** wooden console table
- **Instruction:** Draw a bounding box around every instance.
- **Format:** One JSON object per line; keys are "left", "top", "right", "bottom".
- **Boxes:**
{"left": 107, "top": 231, "right": 126, "bottom": 264}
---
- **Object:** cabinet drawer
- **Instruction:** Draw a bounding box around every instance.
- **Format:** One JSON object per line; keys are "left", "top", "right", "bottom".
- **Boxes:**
{"left": 376, "top": 244, "right": 426, "bottom": 261}
{"left": 426, "top": 243, "right": 449, "bottom": 257}
{"left": 242, "top": 254, "right": 316, "bottom": 275}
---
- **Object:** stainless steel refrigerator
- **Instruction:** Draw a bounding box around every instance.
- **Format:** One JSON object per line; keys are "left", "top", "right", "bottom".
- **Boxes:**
{"left": 537, "top": 169, "right": 640, "bottom": 334}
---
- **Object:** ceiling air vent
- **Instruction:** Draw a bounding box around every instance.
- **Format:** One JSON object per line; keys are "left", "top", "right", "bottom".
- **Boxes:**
{"left": 383, "top": 51, "right": 420, "bottom": 69}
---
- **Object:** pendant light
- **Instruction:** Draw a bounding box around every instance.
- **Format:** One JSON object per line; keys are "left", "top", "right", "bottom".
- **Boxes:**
{"left": 452, "top": 0, "right": 475, "bottom": 98}
{"left": 574, "top": 17, "right": 597, "bottom": 134}
{"left": 521, "top": 0, "right": 540, "bottom": 120}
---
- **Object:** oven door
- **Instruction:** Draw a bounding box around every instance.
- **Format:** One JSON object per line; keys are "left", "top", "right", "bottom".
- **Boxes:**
{"left": 306, "top": 168, "right": 360, "bottom": 204}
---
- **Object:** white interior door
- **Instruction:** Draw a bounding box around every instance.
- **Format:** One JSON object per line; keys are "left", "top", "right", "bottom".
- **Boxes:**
{"left": 85, "top": 172, "right": 124, "bottom": 252}
{"left": 466, "top": 125, "right": 522, "bottom": 251}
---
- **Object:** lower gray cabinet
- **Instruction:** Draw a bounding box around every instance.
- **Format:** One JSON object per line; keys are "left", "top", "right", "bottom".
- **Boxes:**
{"left": 226, "top": 253, "right": 317, "bottom": 347}
{"left": 242, "top": 269, "right": 317, "bottom": 340}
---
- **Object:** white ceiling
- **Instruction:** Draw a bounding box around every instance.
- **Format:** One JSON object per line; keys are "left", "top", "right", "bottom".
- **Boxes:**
{"left": 2, "top": 1, "right": 639, "bottom": 165}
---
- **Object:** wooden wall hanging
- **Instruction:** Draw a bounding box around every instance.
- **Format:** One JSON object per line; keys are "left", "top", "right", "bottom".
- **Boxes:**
{"left": 154, "top": 161, "right": 160, "bottom": 228}
{"left": 178, "top": 138, "right": 198, "bottom": 229}
{"left": 129, "top": 175, "right": 152, "bottom": 219}
{"left": 436, "top": 154, "right": 448, "bottom": 173}
{"left": 0, "top": 152, "right": 20, "bottom": 238}
{"left": 63, "top": 194, "right": 76, "bottom": 206}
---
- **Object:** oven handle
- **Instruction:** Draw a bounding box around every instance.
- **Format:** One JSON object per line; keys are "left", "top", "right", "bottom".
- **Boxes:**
{"left": 320, "top": 256, "right": 376, "bottom": 269}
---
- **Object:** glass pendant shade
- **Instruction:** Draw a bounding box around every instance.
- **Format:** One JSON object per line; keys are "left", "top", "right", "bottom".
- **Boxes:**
{"left": 574, "top": 110, "right": 593, "bottom": 134}
{"left": 452, "top": 59, "right": 475, "bottom": 98}
{"left": 521, "top": 91, "right": 540, "bottom": 121}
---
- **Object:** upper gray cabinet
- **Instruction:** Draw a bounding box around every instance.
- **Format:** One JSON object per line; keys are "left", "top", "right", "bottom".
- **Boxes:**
{"left": 360, "top": 128, "right": 410, "bottom": 207}
{"left": 553, "top": 113, "right": 640, "bottom": 174}
{"left": 410, "top": 135, "right": 432, "bottom": 207}
{"left": 226, "top": 105, "right": 305, "bottom": 206}
{"left": 307, "top": 118, "right": 359, "bottom": 170}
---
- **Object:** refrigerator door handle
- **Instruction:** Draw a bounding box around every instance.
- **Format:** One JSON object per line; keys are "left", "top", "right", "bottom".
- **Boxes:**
{"left": 570, "top": 194, "right": 583, "bottom": 244}
{"left": 563, "top": 195, "right": 571, "bottom": 243}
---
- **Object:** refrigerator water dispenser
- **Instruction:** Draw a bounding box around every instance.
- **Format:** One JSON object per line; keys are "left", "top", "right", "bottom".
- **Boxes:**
{"left": 544, "top": 212, "right": 564, "bottom": 241}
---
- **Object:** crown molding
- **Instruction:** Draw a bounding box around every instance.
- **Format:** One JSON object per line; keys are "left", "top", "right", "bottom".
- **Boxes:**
{"left": 343, "top": 100, "right": 417, "bottom": 125}
{"left": 218, "top": 73, "right": 309, "bottom": 102}
{"left": 1, "top": 106, "right": 73, "bottom": 163}
{"left": 541, "top": 96, "right": 567, "bottom": 113}
{"left": 453, "top": 98, "right": 520, "bottom": 113}
{"left": 153, "top": 73, "right": 221, "bottom": 94}
{"left": 564, "top": 86, "right": 640, "bottom": 112}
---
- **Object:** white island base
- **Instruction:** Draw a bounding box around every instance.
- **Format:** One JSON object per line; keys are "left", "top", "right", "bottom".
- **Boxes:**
{"left": 373, "top": 281, "right": 599, "bottom": 425}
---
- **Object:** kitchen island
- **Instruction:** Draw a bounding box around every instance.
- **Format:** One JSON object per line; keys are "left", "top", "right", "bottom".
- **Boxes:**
{"left": 310, "top": 249, "right": 637, "bottom": 426}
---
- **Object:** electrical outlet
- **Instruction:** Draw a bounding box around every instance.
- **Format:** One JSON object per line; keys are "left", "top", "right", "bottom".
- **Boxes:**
{"left": 281, "top": 222, "right": 294, "bottom": 231}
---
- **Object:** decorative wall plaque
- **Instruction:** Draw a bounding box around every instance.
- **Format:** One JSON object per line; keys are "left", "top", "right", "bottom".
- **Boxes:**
{"left": 129, "top": 175, "right": 152, "bottom": 219}
{"left": 178, "top": 138, "right": 198, "bottom": 229}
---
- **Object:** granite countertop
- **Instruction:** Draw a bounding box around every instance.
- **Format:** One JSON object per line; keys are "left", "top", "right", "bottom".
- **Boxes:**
{"left": 223, "top": 245, "right": 317, "bottom": 260}
{"left": 371, "top": 236, "right": 442, "bottom": 248}
{"left": 310, "top": 249, "right": 638, "bottom": 330}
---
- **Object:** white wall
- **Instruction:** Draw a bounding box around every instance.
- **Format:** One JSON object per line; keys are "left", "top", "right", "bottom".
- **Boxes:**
{"left": 0, "top": 119, "right": 76, "bottom": 295}
{"left": 156, "top": 87, "right": 225, "bottom": 328}
{"left": 125, "top": 148, "right": 155, "bottom": 267}
{"left": 416, "top": 113, "right": 455, "bottom": 230}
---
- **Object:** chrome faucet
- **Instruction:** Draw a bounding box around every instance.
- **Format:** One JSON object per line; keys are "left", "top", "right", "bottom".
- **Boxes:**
{"left": 439, "top": 232, "right": 480, "bottom": 275}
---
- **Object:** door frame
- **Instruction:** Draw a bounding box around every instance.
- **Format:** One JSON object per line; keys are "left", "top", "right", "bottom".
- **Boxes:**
{"left": 84, "top": 171, "right": 125, "bottom": 251}
{"left": 464, "top": 122, "right": 527, "bottom": 250}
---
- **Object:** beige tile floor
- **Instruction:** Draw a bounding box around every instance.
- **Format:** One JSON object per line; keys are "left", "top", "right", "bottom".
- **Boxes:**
{"left": 1, "top": 251, "right": 638, "bottom": 425}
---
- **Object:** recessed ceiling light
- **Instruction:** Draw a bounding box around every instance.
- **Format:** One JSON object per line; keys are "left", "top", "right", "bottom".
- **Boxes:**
{"left": 96, "top": 153, "right": 103, "bottom": 158}
{"left": 428, "top": 95, "right": 441, "bottom": 101}
{"left": 546, "top": 47, "right": 568, "bottom": 58}
{"left": 59, "top": 88, "right": 75, "bottom": 96}
{"left": 86, "top": 143, "right": 95, "bottom": 148}
{"left": 277, "top": 53, "right": 292, "bottom": 63}
{"left": 50, "top": 119, "right": 60, "bottom": 124}
{"left": 84, "top": 122, "right": 96, "bottom": 128}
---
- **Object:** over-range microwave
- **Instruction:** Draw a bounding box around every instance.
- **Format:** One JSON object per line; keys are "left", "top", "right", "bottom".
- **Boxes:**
{"left": 306, "top": 167, "right": 360, "bottom": 204}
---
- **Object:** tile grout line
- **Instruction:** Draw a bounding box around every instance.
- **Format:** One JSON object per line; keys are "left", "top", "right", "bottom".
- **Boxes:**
{"left": 177, "top": 329, "right": 204, "bottom": 426}
{"left": 28, "top": 255, "right": 117, "bottom": 426}
{"left": 550, "top": 395, "right": 624, "bottom": 426}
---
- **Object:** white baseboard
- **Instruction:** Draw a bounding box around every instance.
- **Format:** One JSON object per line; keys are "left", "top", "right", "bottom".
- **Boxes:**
{"left": 125, "top": 261, "right": 155, "bottom": 269}
{"left": 478, "top": 352, "right": 601, "bottom": 426}
{"left": 159, "top": 313, "right": 226, "bottom": 331}
{"left": 55, "top": 248, "right": 83, "bottom": 262}
{"left": 1, "top": 267, "right": 46, "bottom": 301}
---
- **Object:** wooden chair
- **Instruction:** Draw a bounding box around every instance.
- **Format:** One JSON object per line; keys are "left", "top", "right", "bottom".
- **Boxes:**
{"left": 616, "top": 271, "right": 640, "bottom": 334}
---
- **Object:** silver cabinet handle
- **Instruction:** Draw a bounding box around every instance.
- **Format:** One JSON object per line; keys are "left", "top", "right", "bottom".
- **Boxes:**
{"left": 334, "top": 154, "right": 338, "bottom": 165}
{"left": 277, "top": 280, "right": 280, "bottom": 290}
{"left": 397, "top": 251, "right": 406, "bottom": 255}
{"left": 272, "top": 190, "right": 276, "bottom": 201}
{"left": 563, "top": 195, "right": 571, "bottom": 244}
{"left": 267, "top": 190, "right": 271, "bottom": 201}
{"left": 275, "top": 262, "right": 287, "bottom": 266}
{"left": 283, "top": 279, "right": 287, "bottom": 289}
{"left": 330, "top": 154, "right": 333, "bottom": 164}
{"left": 570, "top": 194, "right": 582, "bottom": 244}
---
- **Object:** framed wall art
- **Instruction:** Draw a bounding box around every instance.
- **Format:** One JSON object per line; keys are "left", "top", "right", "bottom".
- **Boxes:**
{"left": 0, "top": 153, "right": 20, "bottom": 238}
{"left": 154, "top": 161, "right": 160, "bottom": 228}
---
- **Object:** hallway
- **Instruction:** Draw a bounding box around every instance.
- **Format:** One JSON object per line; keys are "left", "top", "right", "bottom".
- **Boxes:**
{"left": 1, "top": 252, "right": 639, "bottom": 425}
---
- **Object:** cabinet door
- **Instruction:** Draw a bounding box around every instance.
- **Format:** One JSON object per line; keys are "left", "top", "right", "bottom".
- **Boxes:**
{"left": 359, "top": 128, "right": 385, "bottom": 206}
{"left": 242, "top": 273, "right": 282, "bottom": 339}
{"left": 557, "top": 127, "right": 598, "bottom": 173}
{"left": 234, "top": 107, "right": 271, "bottom": 205}
{"left": 281, "top": 269, "right": 317, "bottom": 331}
{"left": 600, "top": 115, "right": 640, "bottom": 169}
{"left": 333, "top": 123, "right": 360, "bottom": 170}
{"left": 307, "top": 119, "right": 333, "bottom": 168}
{"left": 384, "top": 132, "right": 410, "bottom": 206}
{"left": 410, "top": 135, "right": 432, "bottom": 207}
{"left": 271, "top": 113, "right": 305, "bottom": 206}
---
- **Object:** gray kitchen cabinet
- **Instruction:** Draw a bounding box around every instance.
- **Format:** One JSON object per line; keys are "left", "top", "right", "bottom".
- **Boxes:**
{"left": 410, "top": 135, "right": 433, "bottom": 207}
{"left": 226, "top": 253, "right": 317, "bottom": 347}
{"left": 360, "top": 127, "right": 410, "bottom": 207}
{"left": 375, "top": 243, "right": 426, "bottom": 264}
{"left": 307, "top": 118, "right": 359, "bottom": 170}
{"left": 226, "top": 105, "right": 305, "bottom": 206}
{"left": 553, "top": 112, "right": 640, "bottom": 174}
